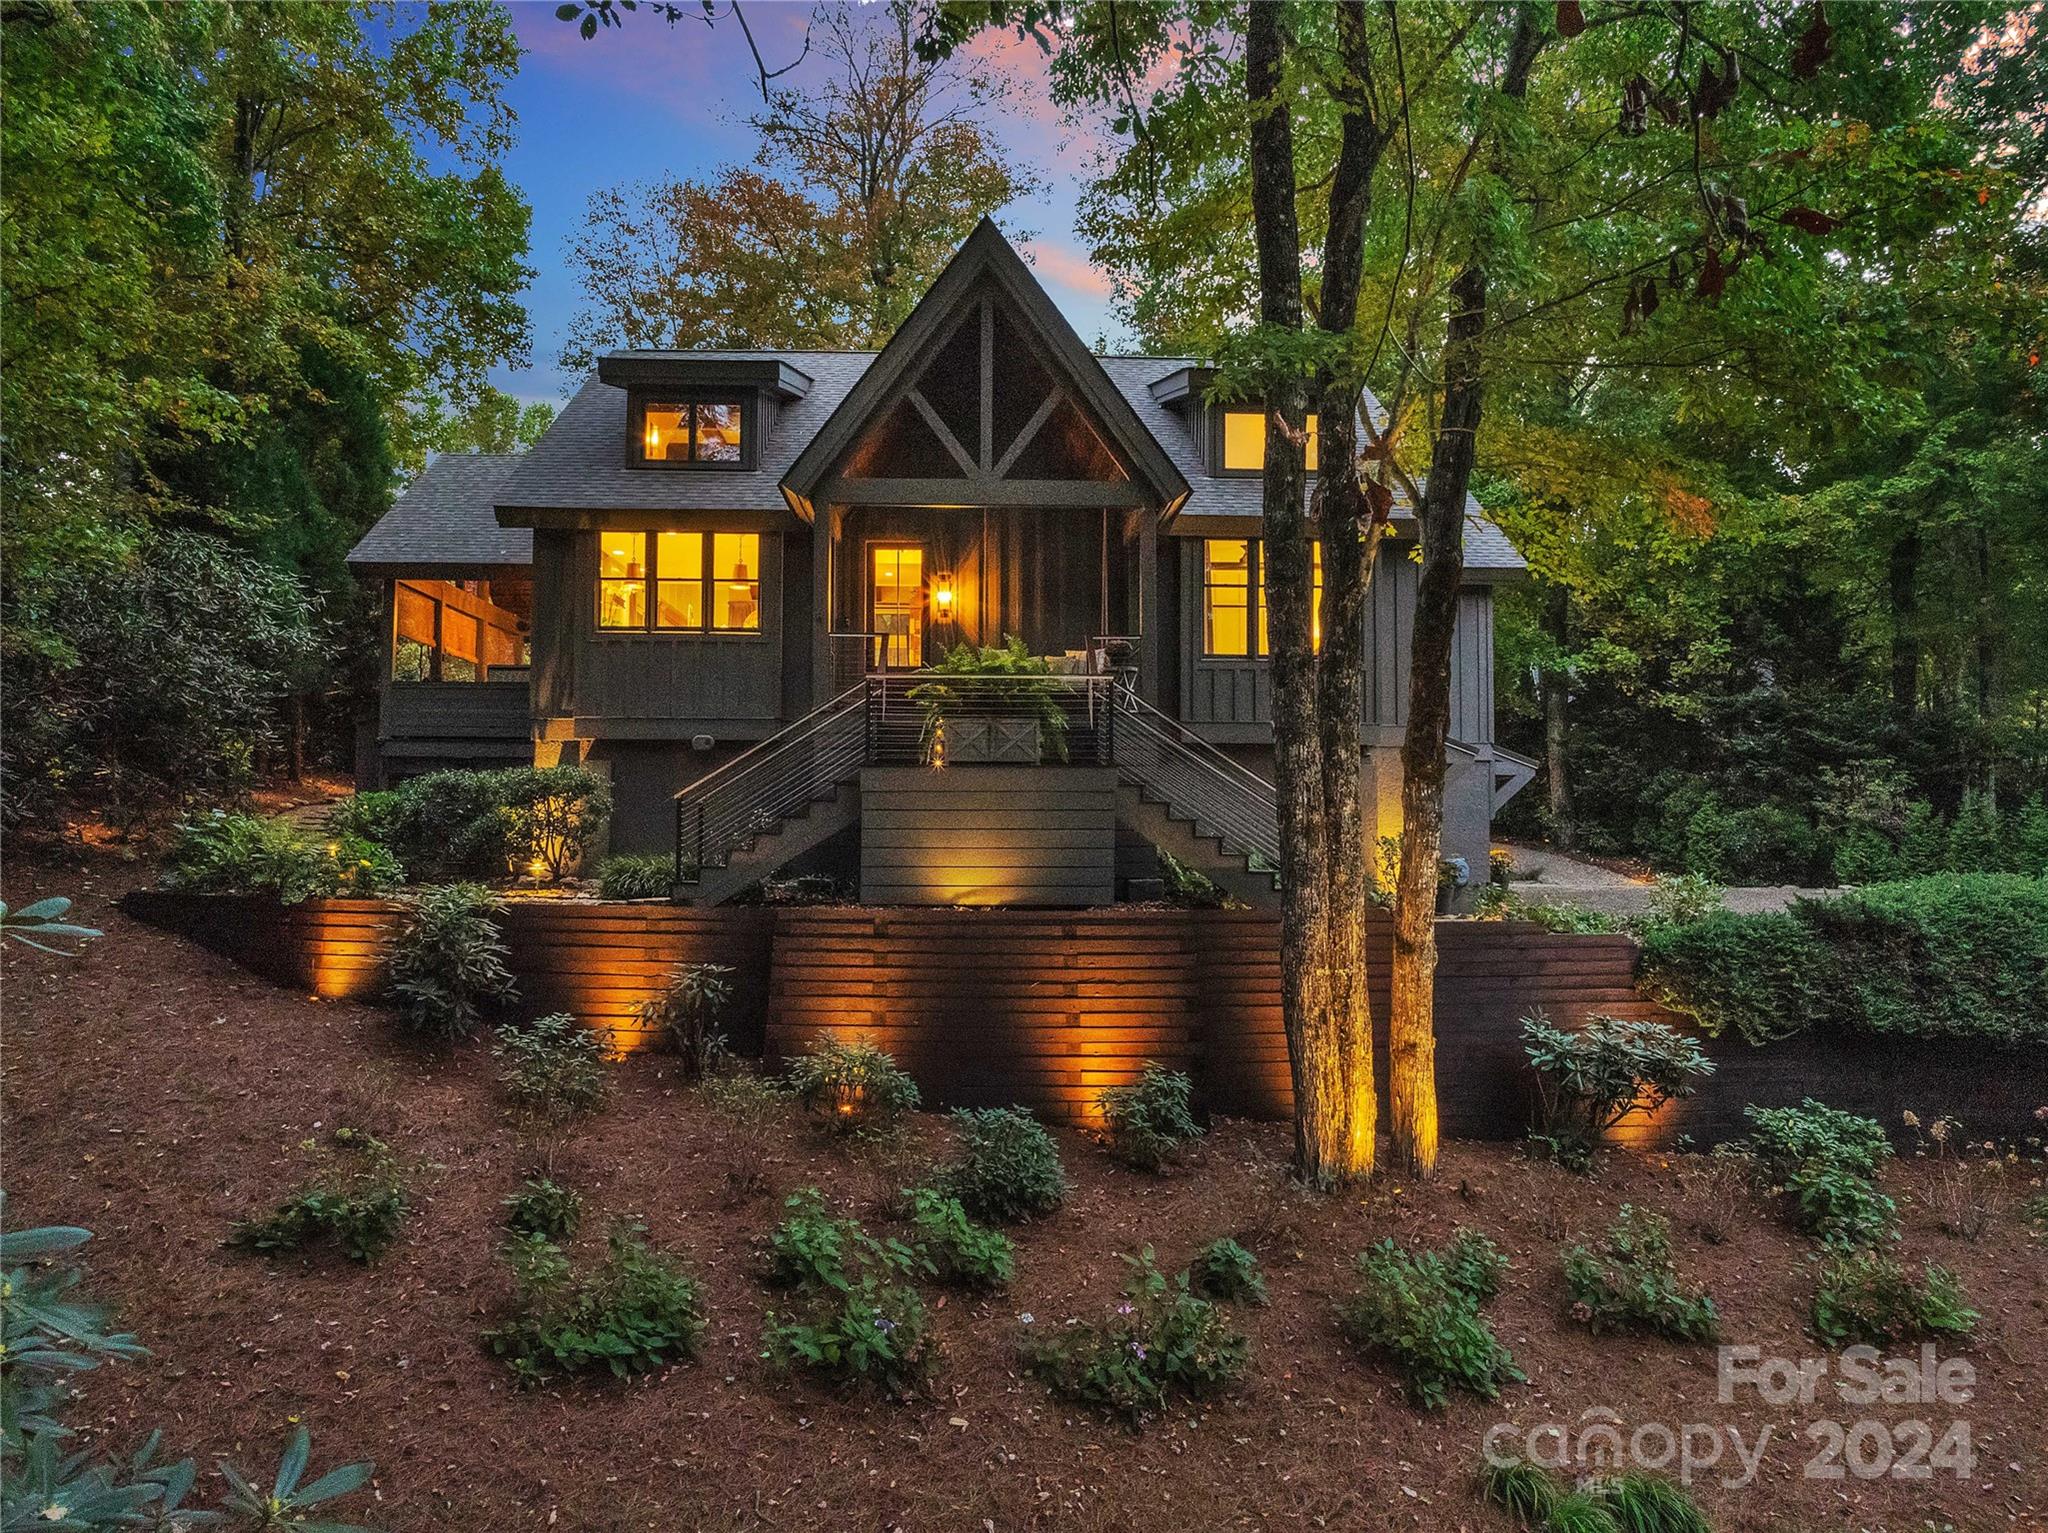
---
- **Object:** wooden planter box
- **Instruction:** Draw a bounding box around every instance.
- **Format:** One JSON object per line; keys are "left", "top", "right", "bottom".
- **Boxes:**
{"left": 942, "top": 716, "right": 1044, "bottom": 765}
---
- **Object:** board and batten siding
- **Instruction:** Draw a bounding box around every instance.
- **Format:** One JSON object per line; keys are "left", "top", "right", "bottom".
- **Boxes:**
{"left": 1177, "top": 542, "right": 1494, "bottom": 744}
{"left": 530, "top": 526, "right": 788, "bottom": 735}
{"left": 380, "top": 679, "right": 531, "bottom": 742}
{"left": 859, "top": 765, "right": 1117, "bottom": 906}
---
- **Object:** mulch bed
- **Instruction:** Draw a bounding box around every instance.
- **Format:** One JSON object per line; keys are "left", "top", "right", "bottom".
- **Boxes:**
{"left": 5, "top": 853, "right": 2045, "bottom": 1532}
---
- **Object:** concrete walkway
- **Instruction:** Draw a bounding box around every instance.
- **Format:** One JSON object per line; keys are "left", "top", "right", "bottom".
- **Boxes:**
{"left": 1497, "top": 840, "right": 1831, "bottom": 916}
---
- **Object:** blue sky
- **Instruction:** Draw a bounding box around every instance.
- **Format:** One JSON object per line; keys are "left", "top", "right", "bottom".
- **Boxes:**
{"left": 486, "top": 1, "right": 1124, "bottom": 406}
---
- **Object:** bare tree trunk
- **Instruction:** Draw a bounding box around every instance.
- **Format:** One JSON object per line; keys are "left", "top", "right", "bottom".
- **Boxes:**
{"left": 1388, "top": 9, "right": 1543, "bottom": 1178}
{"left": 1976, "top": 524, "right": 1995, "bottom": 792}
{"left": 1543, "top": 581, "right": 1573, "bottom": 848}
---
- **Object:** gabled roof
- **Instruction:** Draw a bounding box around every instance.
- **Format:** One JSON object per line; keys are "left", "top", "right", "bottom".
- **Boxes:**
{"left": 346, "top": 453, "right": 530, "bottom": 571}
{"left": 778, "top": 219, "right": 1189, "bottom": 520}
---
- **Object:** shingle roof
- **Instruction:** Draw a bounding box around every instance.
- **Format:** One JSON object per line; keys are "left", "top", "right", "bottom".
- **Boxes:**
{"left": 348, "top": 351, "right": 1523, "bottom": 574}
{"left": 346, "top": 453, "right": 530, "bottom": 569}
{"left": 495, "top": 351, "right": 878, "bottom": 515}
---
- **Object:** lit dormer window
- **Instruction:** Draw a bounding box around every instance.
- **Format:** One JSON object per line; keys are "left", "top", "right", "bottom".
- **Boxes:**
{"left": 637, "top": 398, "right": 746, "bottom": 466}
{"left": 1220, "top": 408, "right": 1319, "bottom": 473}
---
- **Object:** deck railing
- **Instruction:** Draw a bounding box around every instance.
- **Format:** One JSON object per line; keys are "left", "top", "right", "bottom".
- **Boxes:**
{"left": 672, "top": 673, "right": 1280, "bottom": 889}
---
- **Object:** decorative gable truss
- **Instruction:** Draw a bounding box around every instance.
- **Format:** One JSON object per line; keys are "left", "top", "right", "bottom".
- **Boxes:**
{"left": 780, "top": 218, "right": 1188, "bottom": 519}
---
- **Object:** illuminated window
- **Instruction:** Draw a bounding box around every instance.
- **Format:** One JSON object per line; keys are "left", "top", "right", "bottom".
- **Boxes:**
{"left": 598, "top": 533, "right": 648, "bottom": 629}
{"left": 601, "top": 530, "right": 761, "bottom": 633}
{"left": 1259, "top": 540, "right": 1322, "bottom": 655}
{"left": 1203, "top": 539, "right": 1251, "bottom": 657}
{"left": 1203, "top": 539, "right": 1323, "bottom": 657}
{"left": 1220, "top": 408, "right": 1319, "bottom": 472}
{"left": 639, "top": 399, "right": 745, "bottom": 466}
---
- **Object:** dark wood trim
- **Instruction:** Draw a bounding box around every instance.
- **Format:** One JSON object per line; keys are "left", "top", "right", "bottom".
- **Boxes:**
{"left": 818, "top": 477, "right": 1151, "bottom": 509}
{"left": 623, "top": 391, "right": 758, "bottom": 473}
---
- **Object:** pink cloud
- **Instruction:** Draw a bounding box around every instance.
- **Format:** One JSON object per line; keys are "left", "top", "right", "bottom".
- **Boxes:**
{"left": 1024, "top": 238, "right": 1114, "bottom": 299}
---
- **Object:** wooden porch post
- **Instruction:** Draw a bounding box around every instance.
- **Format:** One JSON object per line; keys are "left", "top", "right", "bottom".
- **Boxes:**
{"left": 1138, "top": 509, "right": 1160, "bottom": 705}
{"left": 813, "top": 506, "right": 835, "bottom": 704}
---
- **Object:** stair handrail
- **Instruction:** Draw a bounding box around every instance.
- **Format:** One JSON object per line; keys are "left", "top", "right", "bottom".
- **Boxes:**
{"left": 1108, "top": 684, "right": 1282, "bottom": 874}
{"left": 672, "top": 684, "right": 869, "bottom": 883}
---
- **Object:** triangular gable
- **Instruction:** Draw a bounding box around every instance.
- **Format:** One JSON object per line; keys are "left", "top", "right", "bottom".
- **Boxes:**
{"left": 780, "top": 219, "right": 1189, "bottom": 519}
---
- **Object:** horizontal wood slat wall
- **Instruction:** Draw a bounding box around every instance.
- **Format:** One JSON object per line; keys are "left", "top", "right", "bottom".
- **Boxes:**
{"left": 126, "top": 895, "right": 2047, "bottom": 1144}
{"left": 858, "top": 767, "right": 1117, "bottom": 907}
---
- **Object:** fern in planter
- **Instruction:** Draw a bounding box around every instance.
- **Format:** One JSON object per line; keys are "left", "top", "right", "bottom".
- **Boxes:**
{"left": 384, "top": 882, "right": 517, "bottom": 1042}
{"left": 905, "top": 636, "right": 1070, "bottom": 764}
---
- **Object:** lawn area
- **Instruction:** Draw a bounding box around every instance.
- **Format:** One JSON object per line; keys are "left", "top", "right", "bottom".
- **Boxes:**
{"left": 5, "top": 859, "right": 2045, "bottom": 1533}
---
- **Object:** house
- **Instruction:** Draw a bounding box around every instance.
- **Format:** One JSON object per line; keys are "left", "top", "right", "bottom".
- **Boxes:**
{"left": 346, "top": 220, "right": 1532, "bottom": 905}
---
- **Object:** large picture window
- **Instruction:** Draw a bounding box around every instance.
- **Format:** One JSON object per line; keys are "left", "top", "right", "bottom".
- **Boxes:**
{"left": 599, "top": 531, "right": 761, "bottom": 633}
{"left": 1220, "top": 408, "right": 1319, "bottom": 473}
{"left": 638, "top": 399, "right": 745, "bottom": 466}
{"left": 1202, "top": 539, "right": 1322, "bottom": 657}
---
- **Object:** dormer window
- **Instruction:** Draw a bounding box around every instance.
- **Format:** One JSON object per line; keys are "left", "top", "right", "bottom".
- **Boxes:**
{"left": 633, "top": 396, "right": 747, "bottom": 467}
{"left": 1219, "top": 408, "right": 1319, "bottom": 473}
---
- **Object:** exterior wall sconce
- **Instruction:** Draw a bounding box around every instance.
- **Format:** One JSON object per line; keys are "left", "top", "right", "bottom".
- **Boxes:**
{"left": 932, "top": 574, "right": 955, "bottom": 617}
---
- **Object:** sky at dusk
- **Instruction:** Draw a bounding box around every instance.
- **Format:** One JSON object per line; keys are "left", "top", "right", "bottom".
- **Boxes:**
{"left": 483, "top": 1, "right": 1126, "bottom": 407}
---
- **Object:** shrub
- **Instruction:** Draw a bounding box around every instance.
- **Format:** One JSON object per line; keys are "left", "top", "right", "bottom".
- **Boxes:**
{"left": 597, "top": 852, "right": 673, "bottom": 900}
{"left": 1521, "top": 1012, "right": 1714, "bottom": 1171}
{"left": 1478, "top": 1458, "right": 1560, "bottom": 1526}
{"left": 1744, "top": 1099, "right": 1898, "bottom": 1247}
{"left": 1595, "top": 1472, "right": 1713, "bottom": 1533}
{"left": 1339, "top": 1232, "right": 1524, "bottom": 1409}
{"left": 1440, "top": 1228, "right": 1510, "bottom": 1302}
{"left": 785, "top": 1035, "right": 921, "bottom": 1134}
{"left": 1833, "top": 821, "right": 1900, "bottom": 885}
{"left": 701, "top": 1064, "right": 792, "bottom": 1125}
{"left": 1641, "top": 873, "right": 1723, "bottom": 930}
{"left": 1810, "top": 1252, "right": 1978, "bottom": 1348}
{"left": 503, "top": 1177, "right": 583, "bottom": 1242}
{"left": 485, "top": 1223, "right": 707, "bottom": 1387}
{"left": 1641, "top": 874, "right": 2048, "bottom": 1046}
{"left": 1098, "top": 1063, "right": 1204, "bottom": 1170}
{"left": 637, "top": 960, "right": 736, "bottom": 1079}
{"left": 1022, "top": 1248, "right": 1250, "bottom": 1424}
{"left": 903, "top": 1187, "right": 1014, "bottom": 1291}
{"left": 758, "top": 1189, "right": 934, "bottom": 1396}
{"left": 1193, "top": 1236, "right": 1267, "bottom": 1305}
{"left": 228, "top": 1128, "right": 410, "bottom": 1263}
{"left": 337, "top": 765, "right": 612, "bottom": 880}
{"left": 1562, "top": 1206, "right": 1720, "bottom": 1343}
{"left": 938, "top": 1106, "right": 1067, "bottom": 1222}
{"left": 494, "top": 1011, "right": 609, "bottom": 1122}
{"left": 762, "top": 1275, "right": 934, "bottom": 1398}
{"left": 384, "top": 882, "right": 517, "bottom": 1042}
{"left": 1157, "top": 847, "right": 1228, "bottom": 907}
{"left": 763, "top": 1188, "right": 921, "bottom": 1292}
{"left": 163, "top": 811, "right": 403, "bottom": 903}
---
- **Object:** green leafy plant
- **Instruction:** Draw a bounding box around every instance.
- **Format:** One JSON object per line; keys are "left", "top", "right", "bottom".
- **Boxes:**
{"left": 906, "top": 635, "right": 1071, "bottom": 762}
{"left": 1478, "top": 1458, "right": 1561, "bottom": 1525}
{"left": 757, "top": 1189, "right": 934, "bottom": 1397}
{"left": 597, "top": 851, "right": 673, "bottom": 899}
{"left": 1811, "top": 1252, "right": 1978, "bottom": 1348}
{"left": 1641, "top": 872, "right": 1724, "bottom": 930}
{"left": 1022, "top": 1247, "right": 1250, "bottom": 1424}
{"left": 383, "top": 882, "right": 517, "bottom": 1042}
{"left": 937, "top": 1106, "right": 1067, "bottom": 1222}
{"left": 1596, "top": 1471, "right": 1713, "bottom": 1533}
{"left": 0, "top": 1196, "right": 377, "bottom": 1530}
{"left": 1098, "top": 1063, "right": 1203, "bottom": 1170}
{"left": 0, "top": 896, "right": 101, "bottom": 954}
{"left": 1156, "top": 847, "right": 1229, "bottom": 907}
{"left": 227, "top": 1128, "right": 411, "bottom": 1264}
{"left": 903, "top": 1187, "right": 1014, "bottom": 1291}
{"left": 1521, "top": 1012, "right": 1713, "bottom": 1172}
{"left": 785, "top": 1035, "right": 921, "bottom": 1134}
{"left": 1440, "top": 1228, "right": 1510, "bottom": 1302}
{"left": 484, "top": 1222, "right": 707, "bottom": 1387}
{"left": 503, "top": 1177, "right": 584, "bottom": 1242}
{"left": 494, "top": 1011, "right": 609, "bottom": 1122}
{"left": 1641, "top": 875, "right": 2048, "bottom": 1046}
{"left": 1193, "top": 1236, "right": 1267, "bottom": 1305}
{"left": 1563, "top": 1206, "right": 1720, "bottom": 1343}
{"left": 164, "top": 810, "right": 403, "bottom": 903}
{"left": 1744, "top": 1100, "right": 1898, "bottom": 1246}
{"left": 637, "top": 960, "right": 736, "bottom": 1079}
{"left": 334, "top": 765, "right": 612, "bottom": 881}
{"left": 1338, "top": 1231, "right": 1523, "bottom": 1410}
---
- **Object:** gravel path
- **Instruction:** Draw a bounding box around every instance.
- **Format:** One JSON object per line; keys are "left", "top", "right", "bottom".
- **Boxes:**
{"left": 1496, "top": 839, "right": 1836, "bottom": 916}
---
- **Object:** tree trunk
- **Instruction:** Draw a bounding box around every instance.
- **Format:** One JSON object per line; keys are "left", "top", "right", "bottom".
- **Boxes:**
{"left": 1387, "top": 9, "right": 1543, "bottom": 1178}
{"left": 1543, "top": 581, "right": 1573, "bottom": 848}
{"left": 1889, "top": 528, "right": 1920, "bottom": 728}
{"left": 1246, "top": 3, "right": 1342, "bottom": 1183}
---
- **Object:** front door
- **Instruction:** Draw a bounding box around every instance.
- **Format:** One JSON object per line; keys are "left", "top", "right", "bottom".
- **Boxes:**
{"left": 868, "top": 544, "right": 925, "bottom": 669}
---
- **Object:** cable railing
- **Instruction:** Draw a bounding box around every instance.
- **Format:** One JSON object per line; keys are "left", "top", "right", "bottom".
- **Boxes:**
{"left": 672, "top": 685, "right": 869, "bottom": 884}
{"left": 1106, "top": 684, "right": 1282, "bottom": 875}
{"left": 673, "top": 670, "right": 1281, "bottom": 890}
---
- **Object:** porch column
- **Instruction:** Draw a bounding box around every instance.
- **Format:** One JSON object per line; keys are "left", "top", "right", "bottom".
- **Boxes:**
{"left": 1138, "top": 509, "right": 1161, "bottom": 705}
{"left": 812, "top": 506, "right": 835, "bottom": 705}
